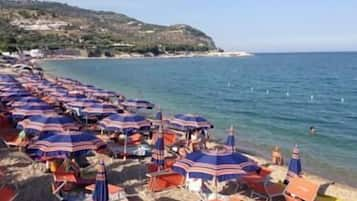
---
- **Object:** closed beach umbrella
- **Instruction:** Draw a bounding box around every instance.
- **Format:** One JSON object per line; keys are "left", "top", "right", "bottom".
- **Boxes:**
{"left": 285, "top": 145, "right": 302, "bottom": 183}
{"left": 28, "top": 131, "right": 106, "bottom": 158}
{"left": 169, "top": 114, "right": 213, "bottom": 131}
{"left": 121, "top": 99, "right": 154, "bottom": 109}
{"left": 17, "top": 115, "right": 78, "bottom": 135}
{"left": 93, "top": 160, "right": 109, "bottom": 201}
{"left": 152, "top": 130, "right": 165, "bottom": 169}
{"left": 224, "top": 126, "right": 236, "bottom": 152}
{"left": 173, "top": 149, "right": 259, "bottom": 182}
{"left": 11, "top": 105, "right": 56, "bottom": 119}
{"left": 82, "top": 103, "right": 118, "bottom": 117}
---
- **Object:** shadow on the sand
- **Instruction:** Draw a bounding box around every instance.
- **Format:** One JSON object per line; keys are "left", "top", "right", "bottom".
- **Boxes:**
{"left": 15, "top": 174, "right": 55, "bottom": 201}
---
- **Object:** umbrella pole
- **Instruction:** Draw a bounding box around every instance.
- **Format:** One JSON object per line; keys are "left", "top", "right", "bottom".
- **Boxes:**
{"left": 123, "top": 133, "right": 127, "bottom": 161}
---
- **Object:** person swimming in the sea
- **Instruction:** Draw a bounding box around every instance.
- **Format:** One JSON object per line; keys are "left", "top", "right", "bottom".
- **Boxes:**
{"left": 309, "top": 126, "right": 316, "bottom": 135}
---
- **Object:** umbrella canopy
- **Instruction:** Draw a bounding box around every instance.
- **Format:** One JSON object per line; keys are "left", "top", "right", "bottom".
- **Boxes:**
{"left": 11, "top": 105, "right": 56, "bottom": 119}
{"left": 285, "top": 145, "right": 302, "bottom": 182}
{"left": 66, "top": 99, "right": 101, "bottom": 108}
{"left": 91, "top": 90, "right": 118, "bottom": 98}
{"left": 82, "top": 103, "right": 118, "bottom": 117}
{"left": 57, "top": 95, "right": 86, "bottom": 103}
{"left": 28, "top": 131, "right": 106, "bottom": 158}
{"left": 17, "top": 115, "right": 78, "bottom": 135}
{"left": 224, "top": 126, "right": 236, "bottom": 152}
{"left": 92, "top": 160, "right": 109, "bottom": 201}
{"left": 152, "top": 131, "right": 165, "bottom": 168}
{"left": 99, "top": 113, "right": 151, "bottom": 133}
{"left": 173, "top": 149, "right": 259, "bottom": 182}
{"left": 169, "top": 114, "right": 213, "bottom": 131}
{"left": 9, "top": 97, "right": 45, "bottom": 107}
{"left": 121, "top": 99, "right": 154, "bottom": 109}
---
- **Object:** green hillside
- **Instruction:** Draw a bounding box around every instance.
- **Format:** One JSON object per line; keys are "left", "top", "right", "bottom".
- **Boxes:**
{"left": 0, "top": 0, "right": 216, "bottom": 55}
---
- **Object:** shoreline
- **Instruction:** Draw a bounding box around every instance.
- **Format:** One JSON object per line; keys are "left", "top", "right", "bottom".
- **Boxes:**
{"left": 1, "top": 63, "right": 357, "bottom": 200}
{"left": 39, "top": 59, "right": 357, "bottom": 190}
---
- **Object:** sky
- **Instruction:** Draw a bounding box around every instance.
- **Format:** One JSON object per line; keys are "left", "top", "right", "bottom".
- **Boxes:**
{"left": 46, "top": 0, "right": 357, "bottom": 53}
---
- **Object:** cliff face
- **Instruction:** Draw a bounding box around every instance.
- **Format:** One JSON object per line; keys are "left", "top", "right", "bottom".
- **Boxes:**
{"left": 0, "top": 0, "right": 216, "bottom": 53}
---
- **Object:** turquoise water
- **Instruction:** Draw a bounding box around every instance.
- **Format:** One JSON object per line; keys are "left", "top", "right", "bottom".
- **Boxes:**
{"left": 42, "top": 53, "right": 357, "bottom": 186}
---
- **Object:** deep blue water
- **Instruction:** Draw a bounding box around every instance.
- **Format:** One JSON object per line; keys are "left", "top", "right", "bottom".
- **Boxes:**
{"left": 42, "top": 53, "right": 357, "bottom": 186}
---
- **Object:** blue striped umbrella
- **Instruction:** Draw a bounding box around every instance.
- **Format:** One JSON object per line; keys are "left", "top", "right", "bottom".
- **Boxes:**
{"left": 285, "top": 145, "right": 302, "bottom": 182}
{"left": 57, "top": 95, "right": 86, "bottom": 103}
{"left": 66, "top": 98, "right": 101, "bottom": 108}
{"left": 9, "top": 97, "right": 45, "bottom": 107}
{"left": 11, "top": 105, "right": 56, "bottom": 119}
{"left": 91, "top": 89, "right": 118, "bottom": 98}
{"left": 224, "top": 126, "right": 236, "bottom": 152}
{"left": 82, "top": 103, "right": 118, "bottom": 117}
{"left": 28, "top": 131, "right": 106, "bottom": 158}
{"left": 121, "top": 99, "right": 154, "bottom": 109}
{"left": 152, "top": 131, "right": 165, "bottom": 168}
{"left": 173, "top": 149, "right": 259, "bottom": 182}
{"left": 0, "top": 92, "right": 32, "bottom": 102}
{"left": 93, "top": 160, "right": 109, "bottom": 201}
{"left": 169, "top": 114, "right": 213, "bottom": 131}
{"left": 99, "top": 113, "right": 151, "bottom": 133}
{"left": 17, "top": 115, "right": 78, "bottom": 135}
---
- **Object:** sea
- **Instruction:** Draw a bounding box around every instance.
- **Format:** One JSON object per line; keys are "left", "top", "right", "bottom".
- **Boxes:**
{"left": 41, "top": 52, "right": 357, "bottom": 187}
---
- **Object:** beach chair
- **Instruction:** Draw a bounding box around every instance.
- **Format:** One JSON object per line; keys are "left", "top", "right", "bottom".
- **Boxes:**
{"left": 146, "top": 170, "right": 185, "bottom": 192}
{"left": 0, "top": 185, "right": 18, "bottom": 201}
{"left": 284, "top": 177, "right": 319, "bottom": 201}
{"left": 243, "top": 175, "right": 284, "bottom": 201}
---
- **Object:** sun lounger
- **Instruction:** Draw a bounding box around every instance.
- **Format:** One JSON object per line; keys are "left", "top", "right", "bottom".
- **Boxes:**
{"left": 146, "top": 170, "right": 185, "bottom": 192}
{"left": 0, "top": 185, "right": 18, "bottom": 201}
{"left": 243, "top": 175, "right": 284, "bottom": 201}
{"left": 284, "top": 177, "right": 319, "bottom": 201}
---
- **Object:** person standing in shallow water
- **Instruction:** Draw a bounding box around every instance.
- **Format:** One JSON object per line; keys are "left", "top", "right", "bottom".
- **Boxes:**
{"left": 272, "top": 145, "right": 284, "bottom": 166}
{"left": 309, "top": 126, "right": 316, "bottom": 135}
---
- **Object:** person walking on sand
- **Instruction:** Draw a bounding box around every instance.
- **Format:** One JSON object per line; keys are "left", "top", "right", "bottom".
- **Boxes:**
{"left": 272, "top": 145, "right": 284, "bottom": 165}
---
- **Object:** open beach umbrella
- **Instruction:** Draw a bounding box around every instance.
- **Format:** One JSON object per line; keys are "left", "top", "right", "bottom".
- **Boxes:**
{"left": 28, "top": 131, "right": 106, "bottom": 158}
{"left": 17, "top": 115, "right": 78, "bottom": 135}
{"left": 173, "top": 149, "right": 258, "bottom": 183}
{"left": 151, "top": 128, "right": 165, "bottom": 169}
{"left": 169, "top": 114, "right": 213, "bottom": 131}
{"left": 82, "top": 103, "right": 118, "bottom": 117}
{"left": 91, "top": 89, "right": 119, "bottom": 98}
{"left": 99, "top": 113, "right": 151, "bottom": 133}
{"left": 56, "top": 77, "right": 79, "bottom": 85}
{"left": 173, "top": 149, "right": 259, "bottom": 182}
{"left": 10, "top": 105, "right": 56, "bottom": 119}
{"left": 224, "top": 126, "right": 236, "bottom": 152}
{"left": 66, "top": 98, "right": 101, "bottom": 108}
{"left": 99, "top": 113, "right": 151, "bottom": 159}
{"left": 120, "top": 99, "right": 154, "bottom": 109}
{"left": 8, "top": 97, "right": 45, "bottom": 107}
{"left": 56, "top": 94, "right": 86, "bottom": 103}
{"left": 93, "top": 160, "right": 109, "bottom": 201}
{"left": 285, "top": 145, "right": 302, "bottom": 183}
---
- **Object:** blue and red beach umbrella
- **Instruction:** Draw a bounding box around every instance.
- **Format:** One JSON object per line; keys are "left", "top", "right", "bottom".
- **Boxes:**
{"left": 285, "top": 145, "right": 302, "bottom": 183}
{"left": 28, "top": 131, "right": 106, "bottom": 158}
{"left": 152, "top": 131, "right": 165, "bottom": 168}
{"left": 91, "top": 89, "right": 118, "bottom": 98}
{"left": 17, "top": 115, "right": 78, "bottom": 135}
{"left": 9, "top": 97, "right": 45, "bottom": 107}
{"left": 66, "top": 98, "right": 101, "bottom": 108}
{"left": 225, "top": 126, "right": 236, "bottom": 152}
{"left": 82, "top": 103, "right": 118, "bottom": 117}
{"left": 10, "top": 104, "right": 56, "bottom": 119}
{"left": 173, "top": 149, "right": 259, "bottom": 182}
{"left": 99, "top": 113, "right": 151, "bottom": 133}
{"left": 93, "top": 160, "right": 109, "bottom": 201}
{"left": 169, "top": 114, "right": 213, "bottom": 131}
{"left": 121, "top": 99, "right": 154, "bottom": 109}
